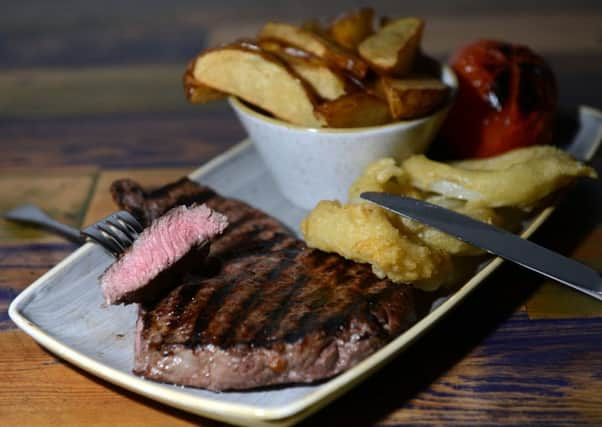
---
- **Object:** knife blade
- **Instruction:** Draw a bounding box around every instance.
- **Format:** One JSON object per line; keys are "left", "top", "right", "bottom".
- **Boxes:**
{"left": 360, "top": 192, "right": 602, "bottom": 302}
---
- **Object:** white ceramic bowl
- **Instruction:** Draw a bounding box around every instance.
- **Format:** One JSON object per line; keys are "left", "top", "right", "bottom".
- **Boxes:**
{"left": 230, "top": 65, "right": 458, "bottom": 210}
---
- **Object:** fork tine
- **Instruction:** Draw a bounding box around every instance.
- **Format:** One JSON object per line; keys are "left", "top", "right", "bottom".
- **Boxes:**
{"left": 96, "top": 224, "right": 128, "bottom": 253}
{"left": 116, "top": 217, "right": 141, "bottom": 239}
{"left": 106, "top": 219, "right": 135, "bottom": 245}
{"left": 81, "top": 226, "right": 122, "bottom": 256}
{"left": 118, "top": 211, "right": 144, "bottom": 233}
{"left": 81, "top": 210, "right": 144, "bottom": 256}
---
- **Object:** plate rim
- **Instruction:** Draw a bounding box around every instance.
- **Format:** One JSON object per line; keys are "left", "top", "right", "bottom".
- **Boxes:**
{"left": 8, "top": 138, "right": 556, "bottom": 425}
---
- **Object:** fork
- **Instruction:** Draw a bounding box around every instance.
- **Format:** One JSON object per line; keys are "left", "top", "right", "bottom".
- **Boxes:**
{"left": 3, "top": 204, "right": 144, "bottom": 256}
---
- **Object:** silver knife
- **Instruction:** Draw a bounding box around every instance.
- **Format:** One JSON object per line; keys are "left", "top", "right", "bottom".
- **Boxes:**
{"left": 359, "top": 106, "right": 602, "bottom": 302}
{"left": 360, "top": 192, "right": 602, "bottom": 302}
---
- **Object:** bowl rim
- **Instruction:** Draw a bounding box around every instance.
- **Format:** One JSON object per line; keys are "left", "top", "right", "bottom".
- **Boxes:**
{"left": 229, "top": 63, "right": 458, "bottom": 134}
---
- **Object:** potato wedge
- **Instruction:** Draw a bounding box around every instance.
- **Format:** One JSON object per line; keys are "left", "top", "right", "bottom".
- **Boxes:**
{"left": 259, "top": 40, "right": 352, "bottom": 101}
{"left": 293, "top": 64, "right": 351, "bottom": 101}
{"left": 183, "top": 62, "right": 226, "bottom": 104}
{"left": 315, "top": 93, "right": 391, "bottom": 128}
{"left": 191, "top": 45, "right": 323, "bottom": 127}
{"left": 358, "top": 17, "right": 424, "bottom": 76}
{"left": 259, "top": 21, "right": 368, "bottom": 78}
{"left": 329, "top": 8, "right": 374, "bottom": 49}
{"left": 301, "top": 19, "right": 330, "bottom": 38}
{"left": 378, "top": 76, "right": 449, "bottom": 119}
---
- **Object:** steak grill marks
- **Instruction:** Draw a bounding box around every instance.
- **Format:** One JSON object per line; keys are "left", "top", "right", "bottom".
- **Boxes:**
{"left": 117, "top": 176, "right": 412, "bottom": 347}
{"left": 113, "top": 177, "right": 417, "bottom": 390}
{"left": 215, "top": 253, "right": 299, "bottom": 348}
{"left": 141, "top": 247, "right": 403, "bottom": 350}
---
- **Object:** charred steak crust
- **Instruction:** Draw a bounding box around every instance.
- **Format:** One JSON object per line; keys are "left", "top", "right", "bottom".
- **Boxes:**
{"left": 111, "top": 177, "right": 217, "bottom": 227}
{"left": 112, "top": 178, "right": 417, "bottom": 391}
{"left": 135, "top": 250, "right": 415, "bottom": 391}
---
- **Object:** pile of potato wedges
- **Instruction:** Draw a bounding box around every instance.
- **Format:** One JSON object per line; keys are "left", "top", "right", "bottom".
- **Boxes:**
{"left": 184, "top": 8, "right": 450, "bottom": 128}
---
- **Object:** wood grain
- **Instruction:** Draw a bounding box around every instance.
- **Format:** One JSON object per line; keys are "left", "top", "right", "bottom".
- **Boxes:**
{"left": 0, "top": 244, "right": 74, "bottom": 290}
{"left": 0, "top": 113, "right": 243, "bottom": 168}
{"left": 1, "top": 5, "right": 601, "bottom": 118}
{"left": 1, "top": 1, "right": 601, "bottom": 425}
{"left": 525, "top": 180, "right": 602, "bottom": 319}
{"left": 1, "top": 1, "right": 600, "bottom": 69}
{"left": 0, "top": 66, "right": 188, "bottom": 117}
{"left": 83, "top": 168, "right": 192, "bottom": 225}
{"left": 0, "top": 330, "right": 220, "bottom": 426}
{"left": 296, "top": 283, "right": 602, "bottom": 426}
{"left": 0, "top": 167, "right": 97, "bottom": 244}
{"left": 526, "top": 228, "right": 602, "bottom": 319}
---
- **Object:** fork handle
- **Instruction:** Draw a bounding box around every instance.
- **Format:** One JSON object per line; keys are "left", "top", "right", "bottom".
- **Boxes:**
{"left": 37, "top": 220, "right": 85, "bottom": 244}
{"left": 4, "top": 205, "right": 85, "bottom": 244}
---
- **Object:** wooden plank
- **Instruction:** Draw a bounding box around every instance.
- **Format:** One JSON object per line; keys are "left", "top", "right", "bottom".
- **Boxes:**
{"left": 526, "top": 228, "right": 602, "bottom": 319}
{"left": 299, "top": 312, "right": 602, "bottom": 426}
{"left": 83, "top": 168, "right": 192, "bottom": 225}
{"left": 0, "top": 330, "right": 213, "bottom": 426}
{"left": 0, "top": 245, "right": 74, "bottom": 290}
{"left": 1, "top": 55, "right": 600, "bottom": 118}
{"left": 0, "top": 244, "right": 78, "bottom": 331}
{"left": 4, "top": 288, "right": 602, "bottom": 425}
{"left": 421, "top": 13, "right": 602, "bottom": 55}
{"left": 527, "top": 281, "right": 602, "bottom": 319}
{"left": 1, "top": 2, "right": 600, "bottom": 69}
{"left": 0, "top": 2, "right": 600, "bottom": 425}
{"left": 0, "top": 113, "right": 242, "bottom": 168}
{"left": 0, "top": 167, "right": 97, "bottom": 244}
{"left": 207, "top": 13, "right": 602, "bottom": 56}
{"left": 1, "top": 6, "right": 602, "bottom": 119}
{"left": 0, "top": 65, "right": 199, "bottom": 118}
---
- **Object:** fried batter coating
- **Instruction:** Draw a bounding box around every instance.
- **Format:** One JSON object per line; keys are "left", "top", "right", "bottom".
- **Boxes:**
{"left": 348, "top": 157, "right": 421, "bottom": 203}
{"left": 349, "top": 158, "right": 501, "bottom": 255}
{"left": 301, "top": 147, "right": 596, "bottom": 292}
{"left": 300, "top": 200, "right": 453, "bottom": 290}
{"left": 402, "top": 146, "right": 597, "bottom": 208}
{"left": 452, "top": 145, "right": 561, "bottom": 171}
{"left": 395, "top": 196, "right": 502, "bottom": 255}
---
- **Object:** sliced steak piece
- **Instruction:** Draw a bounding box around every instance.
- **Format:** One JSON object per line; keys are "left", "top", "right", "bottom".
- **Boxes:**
{"left": 100, "top": 204, "right": 228, "bottom": 305}
{"left": 112, "top": 177, "right": 417, "bottom": 390}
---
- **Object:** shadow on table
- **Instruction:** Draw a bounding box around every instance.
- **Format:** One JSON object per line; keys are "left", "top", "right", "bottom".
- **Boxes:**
{"left": 298, "top": 263, "right": 543, "bottom": 426}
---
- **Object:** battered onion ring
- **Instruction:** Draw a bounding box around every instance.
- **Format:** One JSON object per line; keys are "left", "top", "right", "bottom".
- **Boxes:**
{"left": 347, "top": 157, "right": 418, "bottom": 203}
{"left": 300, "top": 200, "right": 453, "bottom": 290}
{"left": 349, "top": 158, "right": 501, "bottom": 255}
{"left": 402, "top": 146, "right": 596, "bottom": 207}
{"left": 396, "top": 196, "right": 502, "bottom": 255}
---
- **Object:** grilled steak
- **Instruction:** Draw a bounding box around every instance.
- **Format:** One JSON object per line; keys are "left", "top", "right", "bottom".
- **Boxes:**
{"left": 111, "top": 177, "right": 217, "bottom": 227}
{"left": 111, "top": 178, "right": 417, "bottom": 390}
{"left": 100, "top": 205, "right": 228, "bottom": 305}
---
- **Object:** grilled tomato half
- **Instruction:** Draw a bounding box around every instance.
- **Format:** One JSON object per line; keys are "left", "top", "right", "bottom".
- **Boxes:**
{"left": 442, "top": 40, "right": 557, "bottom": 158}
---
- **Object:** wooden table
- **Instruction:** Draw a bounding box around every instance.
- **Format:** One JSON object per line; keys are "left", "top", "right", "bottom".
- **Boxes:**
{"left": 1, "top": 1, "right": 602, "bottom": 425}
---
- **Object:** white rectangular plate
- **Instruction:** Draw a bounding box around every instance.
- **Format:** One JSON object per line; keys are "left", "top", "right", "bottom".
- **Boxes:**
{"left": 9, "top": 140, "right": 556, "bottom": 427}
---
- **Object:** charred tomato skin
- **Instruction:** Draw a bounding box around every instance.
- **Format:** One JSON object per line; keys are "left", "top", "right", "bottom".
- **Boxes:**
{"left": 442, "top": 39, "right": 557, "bottom": 158}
